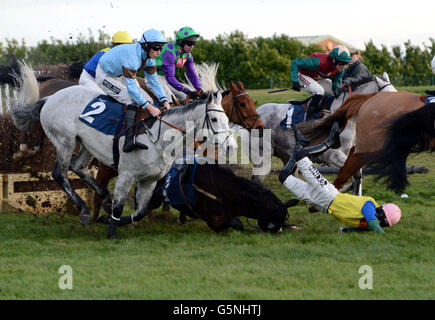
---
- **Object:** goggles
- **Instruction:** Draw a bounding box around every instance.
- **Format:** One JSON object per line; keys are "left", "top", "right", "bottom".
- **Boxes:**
{"left": 150, "top": 44, "right": 163, "bottom": 51}
{"left": 376, "top": 207, "right": 390, "bottom": 228}
{"left": 183, "top": 40, "right": 196, "bottom": 46}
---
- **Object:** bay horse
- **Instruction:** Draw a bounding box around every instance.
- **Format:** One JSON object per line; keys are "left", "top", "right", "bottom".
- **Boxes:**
{"left": 11, "top": 69, "right": 237, "bottom": 239}
{"left": 304, "top": 91, "right": 433, "bottom": 192}
{"left": 364, "top": 102, "right": 435, "bottom": 193}
{"left": 98, "top": 161, "right": 289, "bottom": 233}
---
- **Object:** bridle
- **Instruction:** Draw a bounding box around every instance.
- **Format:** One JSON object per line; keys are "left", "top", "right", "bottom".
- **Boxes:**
{"left": 230, "top": 92, "right": 261, "bottom": 130}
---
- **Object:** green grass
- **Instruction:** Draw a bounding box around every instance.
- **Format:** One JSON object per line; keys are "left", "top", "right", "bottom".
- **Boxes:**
{"left": 1, "top": 87, "right": 434, "bottom": 300}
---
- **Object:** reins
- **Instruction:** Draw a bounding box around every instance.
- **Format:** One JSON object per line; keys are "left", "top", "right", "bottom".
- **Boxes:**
{"left": 231, "top": 91, "right": 261, "bottom": 130}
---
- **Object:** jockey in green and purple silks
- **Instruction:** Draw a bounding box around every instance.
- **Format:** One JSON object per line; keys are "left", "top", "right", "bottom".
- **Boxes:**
{"left": 155, "top": 26, "right": 203, "bottom": 103}
{"left": 290, "top": 45, "right": 352, "bottom": 119}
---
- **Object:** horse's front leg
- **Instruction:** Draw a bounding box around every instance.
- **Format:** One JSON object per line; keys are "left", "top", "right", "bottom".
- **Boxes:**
{"left": 107, "top": 171, "right": 135, "bottom": 239}
{"left": 116, "top": 179, "right": 158, "bottom": 227}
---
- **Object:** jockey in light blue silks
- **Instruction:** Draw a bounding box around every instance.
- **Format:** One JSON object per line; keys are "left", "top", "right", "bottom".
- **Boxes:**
{"left": 155, "top": 26, "right": 203, "bottom": 103}
{"left": 79, "top": 31, "right": 133, "bottom": 92}
{"left": 96, "top": 29, "right": 170, "bottom": 153}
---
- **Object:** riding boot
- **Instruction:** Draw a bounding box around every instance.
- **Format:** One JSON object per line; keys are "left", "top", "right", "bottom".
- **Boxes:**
{"left": 306, "top": 94, "right": 324, "bottom": 120}
{"left": 278, "top": 126, "right": 310, "bottom": 183}
{"left": 122, "top": 105, "right": 148, "bottom": 153}
{"left": 304, "top": 121, "right": 341, "bottom": 156}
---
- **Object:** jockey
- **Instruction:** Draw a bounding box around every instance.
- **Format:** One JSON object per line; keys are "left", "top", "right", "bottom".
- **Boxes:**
{"left": 278, "top": 124, "right": 402, "bottom": 234}
{"left": 290, "top": 45, "right": 352, "bottom": 119}
{"left": 79, "top": 31, "right": 133, "bottom": 92}
{"left": 96, "top": 28, "right": 170, "bottom": 153}
{"left": 342, "top": 48, "right": 372, "bottom": 89}
{"left": 155, "top": 26, "right": 203, "bottom": 103}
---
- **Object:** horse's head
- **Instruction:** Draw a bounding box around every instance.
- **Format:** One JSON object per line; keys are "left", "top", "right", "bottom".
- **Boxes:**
{"left": 241, "top": 184, "right": 288, "bottom": 233}
{"left": 374, "top": 73, "right": 397, "bottom": 92}
{"left": 223, "top": 81, "right": 265, "bottom": 131}
{"left": 198, "top": 91, "right": 237, "bottom": 157}
{"left": 256, "top": 203, "right": 288, "bottom": 233}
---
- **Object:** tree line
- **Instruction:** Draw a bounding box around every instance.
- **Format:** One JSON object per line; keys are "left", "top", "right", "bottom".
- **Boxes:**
{"left": 1, "top": 30, "right": 434, "bottom": 88}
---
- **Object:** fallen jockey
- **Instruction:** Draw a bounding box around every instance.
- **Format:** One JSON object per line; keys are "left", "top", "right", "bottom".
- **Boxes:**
{"left": 278, "top": 124, "right": 401, "bottom": 234}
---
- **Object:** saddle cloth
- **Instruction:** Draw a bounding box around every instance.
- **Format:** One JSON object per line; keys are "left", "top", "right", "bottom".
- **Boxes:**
{"left": 79, "top": 94, "right": 125, "bottom": 135}
{"left": 279, "top": 104, "right": 321, "bottom": 130}
{"left": 425, "top": 96, "right": 435, "bottom": 104}
{"left": 162, "top": 156, "right": 203, "bottom": 206}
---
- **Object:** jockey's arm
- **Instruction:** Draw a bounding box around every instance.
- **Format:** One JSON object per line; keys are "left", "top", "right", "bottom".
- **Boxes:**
{"left": 361, "top": 201, "right": 384, "bottom": 234}
{"left": 122, "top": 67, "right": 150, "bottom": 109}
{"left": 185, "top": 56, "right": 201, "bottom": 91}
{"left": 143, "top": 60, "right": 169, "bottom": 106}
{"left": 290, "top": 57, "right": 320, "bottom": 82}
{"left": 161, "top": 51, "right": 190, "bottom": 94}
{"left": 331, "top": 70, "right": 345, "bottom": 93}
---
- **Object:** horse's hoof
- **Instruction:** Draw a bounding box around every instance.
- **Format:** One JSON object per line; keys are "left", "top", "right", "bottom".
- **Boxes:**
{"left": 79, "top": 213, "right": 91, "bottom": 225}
{"left": 107, "top": 218, "right": 118, "bottom": 239}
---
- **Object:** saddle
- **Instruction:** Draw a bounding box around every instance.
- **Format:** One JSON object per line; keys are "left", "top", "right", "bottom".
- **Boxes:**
{"left": 288, "top": 95, "right": 334, "bottom": 119}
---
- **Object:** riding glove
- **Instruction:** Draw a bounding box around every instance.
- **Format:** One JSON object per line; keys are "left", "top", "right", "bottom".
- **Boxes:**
{"left": 292, "top": 81, "right": 301, "bottom": 92}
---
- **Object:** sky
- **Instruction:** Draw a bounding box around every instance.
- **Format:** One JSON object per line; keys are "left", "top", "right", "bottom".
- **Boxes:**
{"left": 2, "top": 0, "right": 434, "bottom": 50}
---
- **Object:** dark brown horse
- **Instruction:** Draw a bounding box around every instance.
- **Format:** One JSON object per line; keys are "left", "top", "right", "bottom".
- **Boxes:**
{"left": 304, "top": 91, "right": 434, "bottom": 191}
{"left": 98, "top": 162, "right": 290, "bottom": 233}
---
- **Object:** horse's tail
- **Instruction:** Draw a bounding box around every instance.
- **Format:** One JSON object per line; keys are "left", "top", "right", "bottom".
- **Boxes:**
{"left": 10, "top": 61, "right": 44, "bottom": 131}
{"left": 303, "top": 92, "right": 377, "bottom": 143}
{"left": 364, "top": 102, "right": 435, "bottom": 194}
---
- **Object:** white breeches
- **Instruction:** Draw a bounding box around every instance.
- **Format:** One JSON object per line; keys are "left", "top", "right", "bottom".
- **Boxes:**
{"left": 282, "top": 157, "right": 339, "bottom": 212}
{"left": 95, "top": 64, "right": 153, "bottom": 105}
{"left": 297, "top": 73, "right": 333, "bottom": 96}
{"left": 79, "top": 69, "right": 105, "bottom": 93}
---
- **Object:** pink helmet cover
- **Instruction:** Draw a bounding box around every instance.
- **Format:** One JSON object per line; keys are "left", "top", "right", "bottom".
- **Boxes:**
{"left": 383, "top": 203, "right": 402, "bottom": 226}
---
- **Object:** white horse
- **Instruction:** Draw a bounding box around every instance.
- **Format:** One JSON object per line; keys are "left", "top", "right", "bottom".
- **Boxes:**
{"left": 249, "top": 74, "right": 397, "bottom": 194}
{"left": 11, "top": 69, "right": 237, "bottom": 239}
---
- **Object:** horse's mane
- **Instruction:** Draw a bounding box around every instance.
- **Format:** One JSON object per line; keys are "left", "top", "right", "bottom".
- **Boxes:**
{"left": 302, "top": 92, "right": 377, "bottom": 144}
{"left": 364, "top": 102, "right": 435, "bottom": 193}
{"left": 181, "top": 62, "right": 225, "bottom": 92}
{"left": 162, "top": 94, "right": 213, "bottom": 116}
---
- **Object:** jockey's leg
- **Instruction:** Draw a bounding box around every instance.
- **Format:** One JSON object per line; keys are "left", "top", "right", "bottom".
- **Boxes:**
{"left": 285, "top": 157, "right": 339, "bottom": 213}
{"left": 122, "top": 104, "right": 148, "bottom": 153}
{"left": 298, "top": 73, "right": 325, "bottom": 120}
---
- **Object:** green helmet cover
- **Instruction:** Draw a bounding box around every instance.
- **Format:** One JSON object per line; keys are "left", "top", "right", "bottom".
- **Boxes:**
{"left": 176, "top": 27, "right": 200, "bottom": 41}
{"left": 330, "top": 45, "right": 352, "bottom": 62}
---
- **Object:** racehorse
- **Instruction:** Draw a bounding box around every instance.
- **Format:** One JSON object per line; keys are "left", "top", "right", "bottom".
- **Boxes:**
{"left": 98, "top": 161, "right": 289, "bottom": 233}
{"left": 364, "top": 102, "right": 435, "bottom": 193}
{"left": 11, "top": 77, "right": 237, "bottom": 239}
{"left": 249, "top": 74, "right": 397, "bottom": 193}
{"left": 304, "top": 91, "right": 434, "bottom": 192}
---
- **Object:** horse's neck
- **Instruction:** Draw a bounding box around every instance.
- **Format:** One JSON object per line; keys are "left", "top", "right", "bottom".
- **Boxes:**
{"left": 151, "top": 102, "right": 206, "bottom": 146}
{"left": 331, "top": 81, "right": 379, "bottom": 112}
